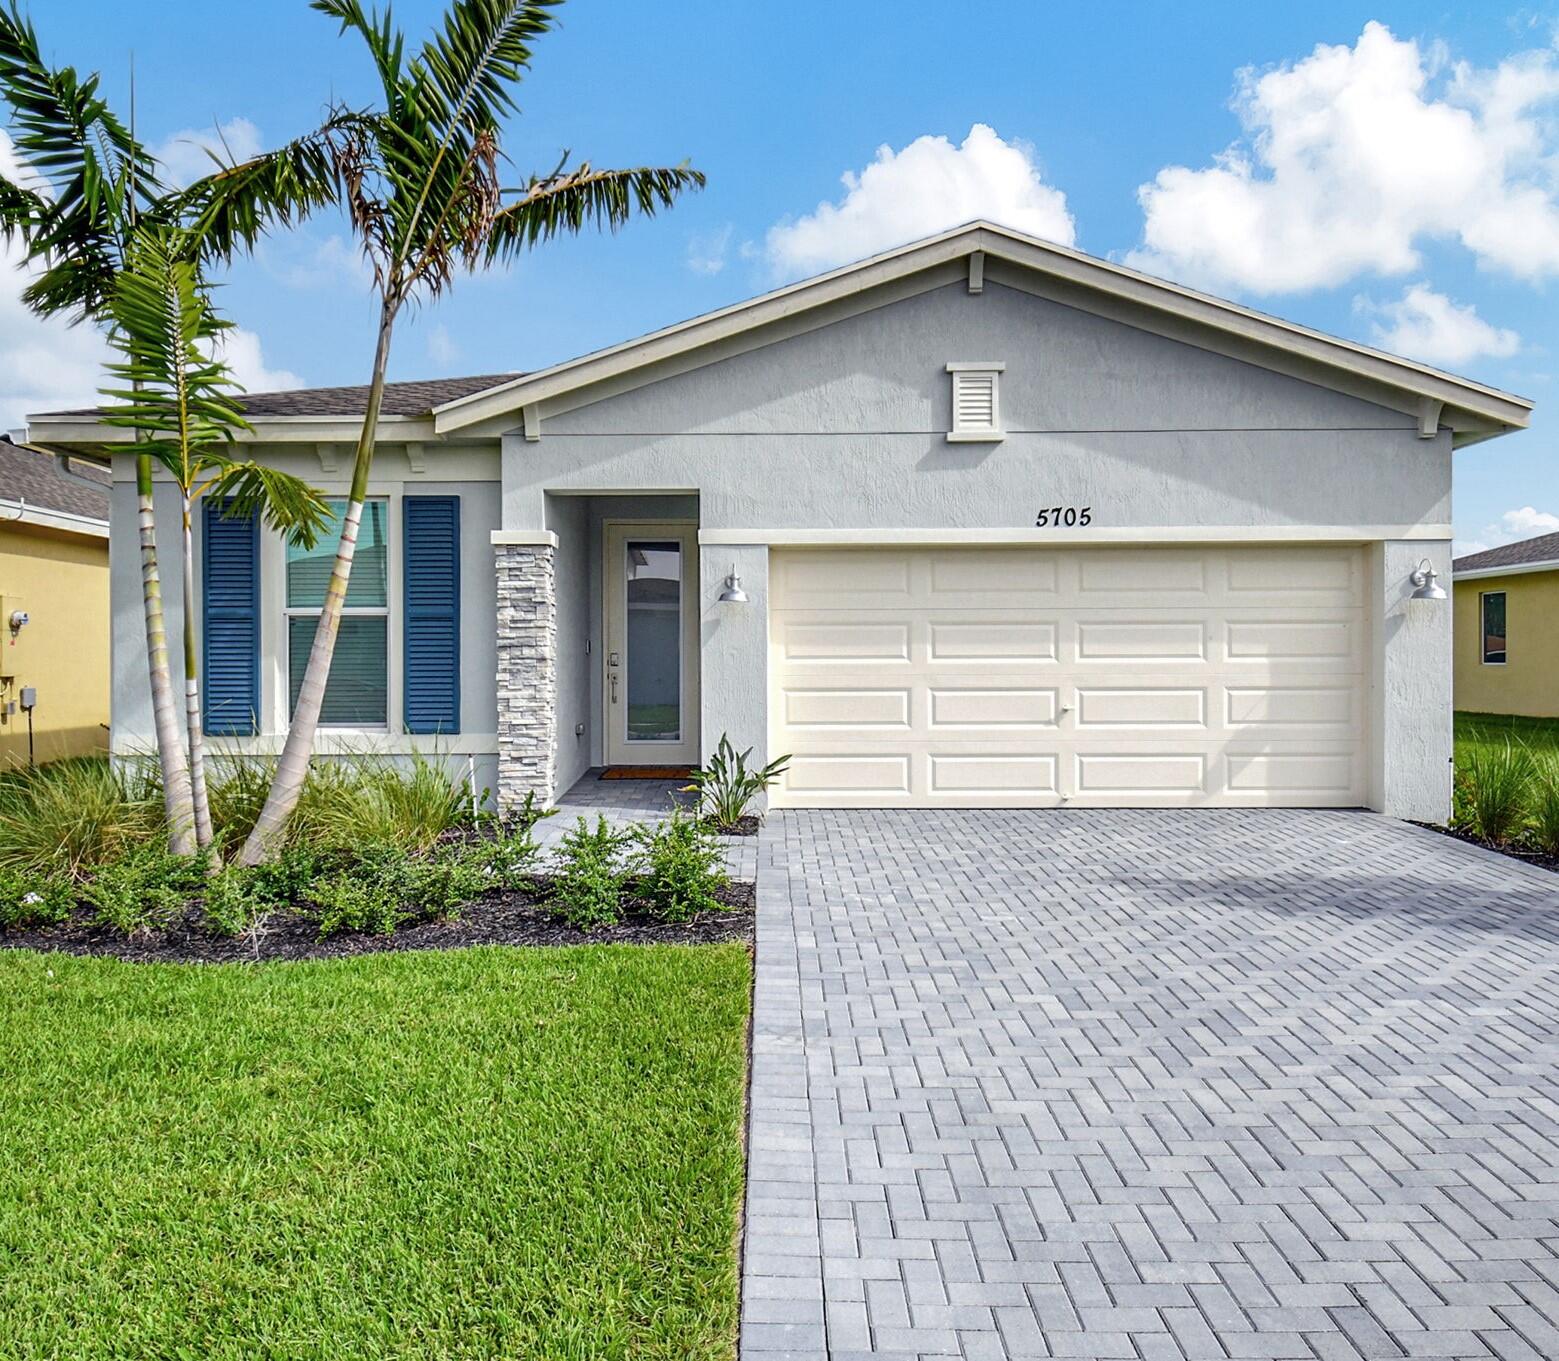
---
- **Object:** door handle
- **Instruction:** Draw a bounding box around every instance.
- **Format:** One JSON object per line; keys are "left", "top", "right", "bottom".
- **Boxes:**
{"left": 609, "top": 669, "right": 618, "bottom": 704}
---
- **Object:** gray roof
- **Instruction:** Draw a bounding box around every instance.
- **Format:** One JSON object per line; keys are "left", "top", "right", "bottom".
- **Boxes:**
{"left": 0, "top": 440, "right": 108, "bottom": 522}
{"left": 56, "top": 372, "right": 520, "bottom": 419}
{"left": 1454, "top": 531, "right": 1559, "bottom": 574}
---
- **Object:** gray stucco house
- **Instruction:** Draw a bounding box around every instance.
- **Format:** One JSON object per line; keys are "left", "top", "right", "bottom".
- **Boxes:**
{"left": 40, "top": 222, "right": 1532, "bottom": 821}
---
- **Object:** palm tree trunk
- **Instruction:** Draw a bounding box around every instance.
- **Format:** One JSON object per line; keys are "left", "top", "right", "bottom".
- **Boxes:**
{"left": 137, "top": 450, "right": 197, "bottom": 855}
{"left": 239, "top": 306, "right": 396, "bottom": 865}
{"left": 181, "top": 492, "right": 214, "bottom": 849}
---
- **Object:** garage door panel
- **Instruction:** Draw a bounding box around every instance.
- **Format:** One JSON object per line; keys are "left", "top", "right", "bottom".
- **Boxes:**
{"left": 776, "top": 618, "right": 911, "bottom": 663}
{"left": 1076, "top": 620, "right": 1207, "bottom": 662}
{"left": 770, "top": 549, "right": 914, "bottom": 607}
{"left": 928, "top": 550, "right": 1059, "bottom": 601}
{"left": 1075, "top": 687, "right": 1207, "bottom": 728}
{"left": 928, "top": 686, "right": 1060, "bottom": 729}
{"left": 770, "top": 545, "right": 1367, "bottom": 808}
{"left": 1225, "top": 619, "right": 1356, "bottom": 661}
{"left": 929, "top": 753, "right": 1059, "bottom": 796}
{"left": 782, "top": 687, "right": 912, "bottom": 730}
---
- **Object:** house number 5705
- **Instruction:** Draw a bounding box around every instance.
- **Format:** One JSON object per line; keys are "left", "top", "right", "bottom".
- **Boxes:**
{"left": 1035, "top": 506, "right": 1091, "bottom": 527}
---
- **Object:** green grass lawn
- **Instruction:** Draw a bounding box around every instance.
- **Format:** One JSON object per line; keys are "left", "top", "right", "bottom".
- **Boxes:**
{"left": 1455, "top": 711, "right": 1559, "bottom": 762}
{"left": 0, "top": 945, "right": 750, "bottom": 1360}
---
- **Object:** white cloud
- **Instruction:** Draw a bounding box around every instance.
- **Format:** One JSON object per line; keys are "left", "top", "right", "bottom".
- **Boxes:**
{"left": 258, "top": 232, "right": 373, "bottom": 293}
{"left": 686, "top": 224, "right": 732, "bottom": 276}
{"left": 764, "top": 123, "right": 1075, "bottom": 279}
{"left": 1462, "top": 505, "right": 1559, "bottom": 554}
{"left": 426, "top": 322, "right": 459, "bottom": 367}
{"left": 1129, "top": 22, "right": 1559, "bottom": 293}
{"left": 1363, "top": 283, "right": 1520, "bottom": 366}
{"left": 210, "top": 327, "right": 301, "bottom": 394}
{"left": 152, "top": 116, "right": 264, "bottom": 188}
{"left": 0, "top": 130, "right": 110, "bottom": 428}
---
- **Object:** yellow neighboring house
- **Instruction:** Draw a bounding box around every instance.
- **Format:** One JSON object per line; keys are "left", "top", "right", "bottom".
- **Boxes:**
{"left": 0, "top": 437, "right": 110, "bottom": 765}
{"left": 1453, "top": 531, "right": 1559, "bottom": 719}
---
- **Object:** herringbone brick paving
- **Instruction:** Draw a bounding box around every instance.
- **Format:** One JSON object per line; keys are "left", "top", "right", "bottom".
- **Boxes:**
{"left": 742, "top": 809, "right": 1559, "bottom": 1360}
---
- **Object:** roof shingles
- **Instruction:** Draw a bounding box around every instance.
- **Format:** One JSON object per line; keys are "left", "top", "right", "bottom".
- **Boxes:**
{"left": 1454, "top": 531, "right": 1559, "bottom": 574}
{"left": 57, "top": 372, "right": 520, "bottom": 420}
{"left": 0, "top": 441, "right": 108, "bottom": 522}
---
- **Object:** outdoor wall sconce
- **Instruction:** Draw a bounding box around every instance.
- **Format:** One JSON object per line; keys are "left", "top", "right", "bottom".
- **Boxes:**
{"left": 1409, "top": 559, "right": 1447, "bottom": 601}
{"left": 717, "top": 566, "right": 748, "bottom": 604}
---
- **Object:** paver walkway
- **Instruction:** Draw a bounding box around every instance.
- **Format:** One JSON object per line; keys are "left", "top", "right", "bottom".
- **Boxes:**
{"left": 743, "top": 809, "right": 1559, "bottom": 1360}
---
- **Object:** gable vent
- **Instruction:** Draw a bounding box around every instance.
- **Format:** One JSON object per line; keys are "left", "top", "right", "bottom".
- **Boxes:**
{"left": 946, "top": 362, "right": 1005, "bottom": 442}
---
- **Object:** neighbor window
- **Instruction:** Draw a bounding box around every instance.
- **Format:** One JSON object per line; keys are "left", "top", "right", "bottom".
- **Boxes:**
{"left": 1481, "top": 590, "right": 1507, "bottom": 665}
{"left": 285, "top": 499, "right": 389, "bottom": 725}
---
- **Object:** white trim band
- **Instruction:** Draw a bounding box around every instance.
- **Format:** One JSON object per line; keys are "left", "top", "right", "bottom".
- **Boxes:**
{"left": 0, "top": 499, "right": 109, "bottom": 539}
{"left": 698, "top": 525, "right": 1454, "bottom": 547}
{"left": 490, "top": 530, "right": 558, "bottom": 547}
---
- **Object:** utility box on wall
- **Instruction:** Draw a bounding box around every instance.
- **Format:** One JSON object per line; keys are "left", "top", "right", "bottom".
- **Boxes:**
{"left": 0, "top": 595, "right": 28, "bottom": 678}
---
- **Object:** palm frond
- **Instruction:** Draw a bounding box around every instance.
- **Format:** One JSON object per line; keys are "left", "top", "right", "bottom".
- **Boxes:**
{"left": 97, "top": 228, "right": 248, "bottom": 475}
{"left": 201, "top": 460, "right": 334, "bottom": 548}
{"left": 486, "top": 161, "right": 705, "bottom": 257}
{"left": 175, "top": 110, "right": 366, "bottom": 261}
{"left": 411, "top": 0, "right": 557, "bottom": 134}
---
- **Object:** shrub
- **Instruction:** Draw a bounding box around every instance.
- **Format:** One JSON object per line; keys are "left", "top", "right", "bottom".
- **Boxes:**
{"left": 468, "top": 823, "right": 541, "bottom": 892}
{"left": 632, "top": 814, "right": 729, "bottom": 922}
{"left": 201, "top": 867, "right": 266, "bottom": 938}
{"left": 685, "top": 735, "right": 790, "bottom": 832}
{"left": 1456, "top": 740, "right": 1535, "bottom": 847}
{"left": 81, "top": 845, "right": 210, "bottom": 935}
{"left": 0, "top": 865, "right": 75, "bottom": 928}
{"left": 306, "top": 842, "right": 487, "bottom": 938}
{"left": 1530, "top": 758, "right": 1559, "bottom": 858}
{"left": 550, "top": 817, "right": 630, "bottom": 930}
{"left": 0, "top": 758, "right": 161, "bottom": 877}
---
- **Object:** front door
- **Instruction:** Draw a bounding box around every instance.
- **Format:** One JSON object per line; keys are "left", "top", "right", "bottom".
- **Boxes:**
{"left": 604, "top": 522, "right": 700, "bottom": 766}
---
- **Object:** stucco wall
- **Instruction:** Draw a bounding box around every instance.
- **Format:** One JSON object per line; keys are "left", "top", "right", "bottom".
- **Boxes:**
{"left": 1454, "top": 572, "right": 1559, "bottom": 718}
{"left": 0, "top": 521, "right": 109, "bottom": 765}
{"left": 109, "top": 447, "right": 501, "bottom": 792}
{"left": 504, "top": 280, "right": 1446, "bottom": 535}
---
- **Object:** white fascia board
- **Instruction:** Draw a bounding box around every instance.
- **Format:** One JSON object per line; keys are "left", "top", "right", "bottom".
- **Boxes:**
{"left": 0, "top": 499, "right": 109, "bottom": 538}
{"left": 27, "top": 413, "right": 437, "bottom": 445}
{"left": 1453, "top": 559, "right": 1559, "bottom": 582}
{"left": 430, "top": 220, "right": 1533, "bottom": 437}
{"left": 699, "top": 524, "right": 1454, "bottom": 547}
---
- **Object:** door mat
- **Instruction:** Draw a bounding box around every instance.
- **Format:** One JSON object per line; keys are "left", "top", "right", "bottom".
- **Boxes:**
{"left": 599, "top": 766, "right": 694, "bottom": 781}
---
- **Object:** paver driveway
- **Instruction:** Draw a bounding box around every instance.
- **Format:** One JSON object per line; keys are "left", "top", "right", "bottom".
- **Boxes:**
{"left": 742, "top": 809, "right": 1559, "bottom": 1361}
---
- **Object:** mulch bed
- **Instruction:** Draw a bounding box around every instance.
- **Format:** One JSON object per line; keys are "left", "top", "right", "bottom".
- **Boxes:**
{"left": 1, "top": 882, "right": 755, "bottom": 965}
{"left": 1413, "top": 821, "right": 1559, "bottom": 873}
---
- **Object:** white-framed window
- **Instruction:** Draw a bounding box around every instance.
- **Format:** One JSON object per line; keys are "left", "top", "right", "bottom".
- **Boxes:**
{"left": 946, "top": 362, "right": 1005, "bottom": 442}
{"left": 1481, "top": 590, "right": 1507, "bottom": 665}
{"left": 284, "top": 498, "right": 391, "bottom": 726}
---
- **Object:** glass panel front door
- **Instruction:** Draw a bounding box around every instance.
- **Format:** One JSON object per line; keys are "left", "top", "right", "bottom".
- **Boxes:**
{"left": 625, "top": 540, "right": 682, "bottom": 742}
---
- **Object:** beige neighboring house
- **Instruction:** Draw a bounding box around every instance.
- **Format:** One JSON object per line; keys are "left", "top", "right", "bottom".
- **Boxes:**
{"left": 0, "top": 437, "right": 110, "bottom": 765}
{"left": 1454, "top": 531, "right": 1559, "bottom": 719}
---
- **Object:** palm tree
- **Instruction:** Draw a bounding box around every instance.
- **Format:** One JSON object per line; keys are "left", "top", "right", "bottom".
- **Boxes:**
{"left": 99, "top": 229, "right": 333, "bottom": 846}
{"left": 0, "top": 5, "right": 200, "bottom": 849}
{"left": 190, "top": 0, "right": 705, "bottom": 864}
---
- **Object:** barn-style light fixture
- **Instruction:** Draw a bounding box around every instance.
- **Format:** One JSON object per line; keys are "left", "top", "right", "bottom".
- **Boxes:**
{"left": 717, "top": 566, "right": 748, "bottom": 604}
{"left": 1409, "top": 559, "right": 1447, "bottom": 601}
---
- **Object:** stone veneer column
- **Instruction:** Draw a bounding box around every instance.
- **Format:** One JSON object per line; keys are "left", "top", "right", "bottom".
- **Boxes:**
{"left": 494, "top": 542, "right": 557, "bottom": 810}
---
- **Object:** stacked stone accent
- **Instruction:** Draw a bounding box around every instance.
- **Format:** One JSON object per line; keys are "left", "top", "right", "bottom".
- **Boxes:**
{"left": 494, "top": 543, "right": 557, "bottom": 810}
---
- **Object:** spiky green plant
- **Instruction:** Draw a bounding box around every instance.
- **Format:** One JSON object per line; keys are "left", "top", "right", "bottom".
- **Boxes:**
{"left": 0, "top": 758, "right": 162, "bottom": 878}
{"left": 1455, "top": 740, "right": 1535, "bottom": 847}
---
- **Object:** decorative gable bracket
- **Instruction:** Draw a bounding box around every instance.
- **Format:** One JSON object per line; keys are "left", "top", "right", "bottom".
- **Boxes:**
{"left": 946, "top": 362, "right": 1005, "bottom": 443}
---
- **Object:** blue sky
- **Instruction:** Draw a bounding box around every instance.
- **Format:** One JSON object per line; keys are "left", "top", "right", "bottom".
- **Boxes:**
{"left": 9, "top": 1, "right": 1559, "bottom": 553}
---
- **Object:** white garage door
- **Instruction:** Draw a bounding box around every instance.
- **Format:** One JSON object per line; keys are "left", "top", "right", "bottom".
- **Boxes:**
{"left": 768, "top": 545, "right": 1368, "bottom": 808}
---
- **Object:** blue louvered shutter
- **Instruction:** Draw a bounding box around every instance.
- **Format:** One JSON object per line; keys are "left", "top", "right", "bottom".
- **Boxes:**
{"left": 203, "top": 500, "right": 259, "bottom": 736}
{"left": 403, "top": 496, "right": 461, "bottom": 734}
